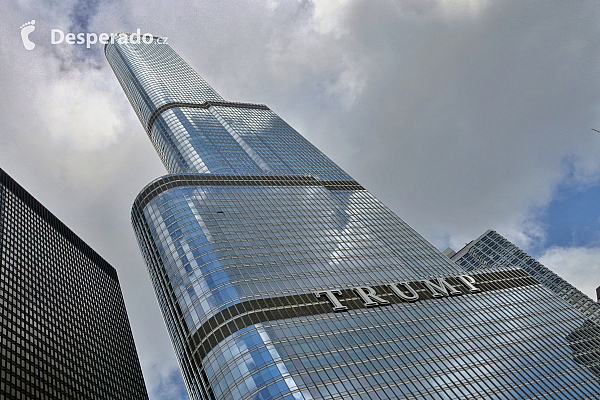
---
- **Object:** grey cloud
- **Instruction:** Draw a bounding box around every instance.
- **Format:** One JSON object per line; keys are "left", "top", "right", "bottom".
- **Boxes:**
{"left": 69, "top": 0, "right": 103, "bottom": 32}
{"left": 334, "top": 0, "right": 600, "bottom": 250}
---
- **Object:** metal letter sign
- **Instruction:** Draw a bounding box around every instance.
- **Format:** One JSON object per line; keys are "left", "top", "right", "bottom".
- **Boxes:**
{"left": 388, "top": 282, "right": 419, "bottom": 302}
{"left": 316, "top": 275, "right": 480, "bottom": 311}
{"left": 315, "top": 290, "right": 348, "bottom": 311}
{"left": 458, "top": 275, "right": 481, "bottom": 293}
{"left": 353, "top": 286, "right": 390, "bottom": 307}
{"left": 421, "top": 278, "right": 461, "bottom": 298}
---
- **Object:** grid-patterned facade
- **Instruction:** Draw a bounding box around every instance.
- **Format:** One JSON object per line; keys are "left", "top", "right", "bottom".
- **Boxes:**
{"left": 105, "top": 34, "right": 350, "bottom": 180}
{"left": 449, "top": 229, "right": 600, "bottom": 324}
{"left": 0, "top": 168, "right": 148, "bottom": 399}
{"left": 107, "top": 34, "right": 600, "bottom": 400}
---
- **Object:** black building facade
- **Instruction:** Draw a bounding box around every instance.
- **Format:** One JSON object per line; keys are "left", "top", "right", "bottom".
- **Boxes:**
{"left": 0, "top": 168, "right": 148, "bottom": 399}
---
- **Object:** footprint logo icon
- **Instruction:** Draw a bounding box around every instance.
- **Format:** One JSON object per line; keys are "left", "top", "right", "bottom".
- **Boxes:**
{"left": 20, "top": 20, "right": 36, "bottom": 51}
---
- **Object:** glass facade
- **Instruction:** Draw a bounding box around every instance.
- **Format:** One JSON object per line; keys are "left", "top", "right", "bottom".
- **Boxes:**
{"left": 0, "top": 168, "right": 148, "bottom": 399}
{"left": 107, "top": 34, "right": 600, "bottom": 400}
{"left": 449, "top": 229, "right": 600, "bottom": 324}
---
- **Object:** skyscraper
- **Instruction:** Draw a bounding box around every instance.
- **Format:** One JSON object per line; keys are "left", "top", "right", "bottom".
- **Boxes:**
{"left": 107, "top": 34, "right": 600, "bottom": 400}
{"left": 446, "top": 229, "right": 600, "bottom": 324}
{"left": 0, "top": 168, "right": 148, "bottom": 400}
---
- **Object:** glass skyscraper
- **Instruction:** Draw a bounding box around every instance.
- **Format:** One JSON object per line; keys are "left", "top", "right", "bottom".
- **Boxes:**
{"left": 0, "top": 168, "right": 148, "bottom": 399}
{"left": 446, "top": 229, "right": 600, "bottom": 325}
{"left": 107, "top": 34, "right": 600, "bottom": 400}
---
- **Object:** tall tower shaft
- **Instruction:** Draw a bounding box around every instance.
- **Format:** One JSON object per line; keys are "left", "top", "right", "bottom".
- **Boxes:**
{"left": 107, "top": 34, "right": 600, "bottom": 400}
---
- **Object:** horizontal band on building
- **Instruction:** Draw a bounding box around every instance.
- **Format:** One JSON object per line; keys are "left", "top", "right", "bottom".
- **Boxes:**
{"left": 0, "top": 168, "right": 118, "bottom": 282}
{"left": 189, "top": 268, "right": 539, "bottom": 364}
{"left": 133, "top": 173, "right": 365, "bottom": 211}
{"left": 146, "top": 101, "right": 270, "bottom": 133}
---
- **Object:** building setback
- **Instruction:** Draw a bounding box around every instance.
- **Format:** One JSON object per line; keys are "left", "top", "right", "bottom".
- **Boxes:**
{"left": 107, "top": 33, "right": 600, "bottom": 400}
{"left": 446, "top": 229, "right": 600, "bottom": 324}
{"left": 0, "top": 168, "right": 148, "bottom": 399}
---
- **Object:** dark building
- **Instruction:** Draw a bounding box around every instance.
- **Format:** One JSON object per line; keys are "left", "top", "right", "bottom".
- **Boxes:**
{"left": 0, "top": 168, "right": 148, "bottom": 399}
{"left": 107, "top": 34, "right": 600, "bottom": 400}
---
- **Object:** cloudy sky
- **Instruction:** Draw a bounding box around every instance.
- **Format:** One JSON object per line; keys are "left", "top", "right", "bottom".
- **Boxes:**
{"left": 2, "top": 0, "right": 600, "bottom": 398}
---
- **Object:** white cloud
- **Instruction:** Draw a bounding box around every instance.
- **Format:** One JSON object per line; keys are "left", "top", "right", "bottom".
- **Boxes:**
{"left": 437, "top": 0, "right": 491, "bottom": 18}
{"left": 37, "top": 71, "right": 123, "bottom": 150}
{"left": 539, "top": 246, "right": 600, "bottom": 300}
{"left": 311, "top": 0, "right": 350, "bottom": 35}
